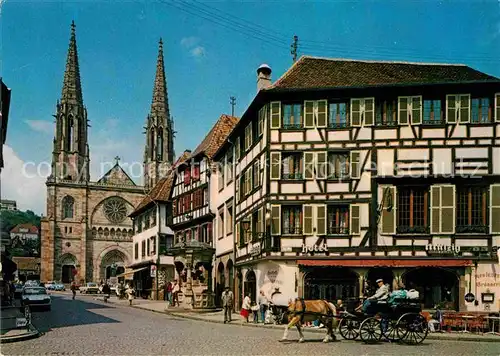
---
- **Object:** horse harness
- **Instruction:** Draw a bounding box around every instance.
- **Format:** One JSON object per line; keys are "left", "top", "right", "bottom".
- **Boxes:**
{"left": 290, "top": 298, "right": 335, "bottom": 324}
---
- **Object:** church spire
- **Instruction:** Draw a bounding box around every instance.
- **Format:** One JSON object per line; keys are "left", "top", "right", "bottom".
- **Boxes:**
{"left": 143, "top": 38, "right": 175, "bottom": 190}
{"left": 61, "top": 20, "right": 83, "bottom": 105}
{"left": 150, "top": 38, "right": 169, "bottom": 116}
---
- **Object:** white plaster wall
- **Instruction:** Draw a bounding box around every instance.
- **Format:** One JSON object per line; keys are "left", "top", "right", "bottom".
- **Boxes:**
{"left": 422, "top": 128, "right": 445, "bottom": 139}
{"left": 464, "top": 262, "right": 500, "bottom": 313}
{"left": 281, "top": 132, "right": 302, "bottom": 143}
{"left": 377, "top": 149, "right": 394, "bottom": 177}
{"left": 374, "top": 129, "right": 397, "bottom": 140}
{"left": 470, "top": 126, "right": 494, "bottom": 138}
{"left": 328, "top": 131, "right": 350, "bottom": 142}
{"left": 398, "top": 148, "right": 430, "bottom": 161}
{"left": 305, "top": 130, "right": 321, "bottom": 142}
{"left": 281, "top": 183, "right": 303, "bottom": 194}
{"left": 326, "top": 183, "right": 349, "bottom": 192}
{"left": 433, "top": 148, "right": 452, "bottom": 175}
{"left": 131, "top": 224, "right": 159, "bottom": 264}
{"left": 456, "top": 147, "right": 488, "bottom": 159}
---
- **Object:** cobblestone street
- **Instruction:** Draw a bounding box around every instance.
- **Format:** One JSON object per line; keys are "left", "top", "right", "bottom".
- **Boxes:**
{"left": 0, "top": 293, "right": 498, "bottom": 355}
{"left": 2, "top": 294, "right": 498, "bottom": 356}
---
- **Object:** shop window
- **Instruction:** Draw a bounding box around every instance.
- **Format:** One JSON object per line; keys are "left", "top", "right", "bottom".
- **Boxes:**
{"left": 456, "top": 186, "right": 488, "bottom": 233}
{"left": 397, "top": 186, "right": 429, "bottom": 234}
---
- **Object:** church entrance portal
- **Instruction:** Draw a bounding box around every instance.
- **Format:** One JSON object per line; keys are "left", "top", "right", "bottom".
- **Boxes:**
{"left": 60, "top": 253, "right": 77, "bottom": 283}
{"left": 100, "top": 249, "right": 127, "bottom": 282}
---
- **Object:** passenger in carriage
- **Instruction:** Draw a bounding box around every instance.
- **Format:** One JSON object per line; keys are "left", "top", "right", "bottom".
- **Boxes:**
{"left": 356, "top": 278, "right": 390, "bottom": 313}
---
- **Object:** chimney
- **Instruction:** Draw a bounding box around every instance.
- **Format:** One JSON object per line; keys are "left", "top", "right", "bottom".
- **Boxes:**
{"left": 256, "top": 64, "right": 272, "bottom": 92}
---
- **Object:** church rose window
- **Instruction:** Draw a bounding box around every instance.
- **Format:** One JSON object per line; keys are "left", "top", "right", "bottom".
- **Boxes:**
{"left": 103, "top": 197, "right": 127, "bottom": 224}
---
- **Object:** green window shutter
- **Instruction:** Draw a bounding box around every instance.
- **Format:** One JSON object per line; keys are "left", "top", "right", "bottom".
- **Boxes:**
{"left": 270, "top": 152, "right": 281, "bottom": 180}
{"left": 490, "top": 184, "right": 500, "bottom": 234}
{"left": 350, "top": 204, "right": 360, "bottom": 235}
{"left": 236, "top": 222, "right": 242, "bottom": 247}
{"left": 316, "top": 100, "right": 328, "bottom": 127}
{"left": 270, "top": 101, "right": 281, "bottom": 129}
{"left": 239, "top": 175, "right": 244, "bottom": 200}
{"left": 258, "top": 208, "right": 263, "bottom": 234}
{"left": 271, "top": 205, "right": 281, "bottom": 236}
{"left": 459, "top": 95, "right": 470, "bottom": 123}
{"left": 303, "top": 205, "right": 313, "bottom": 235}
{"left": 350, "top": 151, "right": 361, "bottom": 179}
{"left": 411, "top": 96, "right": 422, "bottom": 125}
{"left": 350, "top": 99, "right": 361, "bottom": 127}
{"left": 495, "top": 94, "right": 500, "bottom": 122}
{"left": 364, "top": 98, "right": 374, "bottom": 126}
{"left": 430, "top": 186, "right": 441, "bottom": 235}
{"left": 304, "top": 101, "right": 315, "bottom": 128}
{"left": 235, "top": 137, "right": 240, "bottom": 160}
{"left": 398, "top": 97, "right": 409, "bottom": 125}
{"left": 316, "top": 205, "right": 326, "bottom": 235}
{"left": 315, "top": 152, "right": 327, "bottom": 179}
{"left": 304, "top": 152, "right": 315, "bottom": 180}
{"left": 440, "top": 185, "right": 455, "bottom": 234}
{"left": 381, "top": 186, "right": 396, "bottom": 234}
{"left": 446, "top": 95, "right": 457, "bottom": 123}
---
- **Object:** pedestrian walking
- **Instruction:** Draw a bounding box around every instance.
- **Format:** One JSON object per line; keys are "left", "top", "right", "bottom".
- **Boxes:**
{"left": 165, "top": 281, "right": 173, "bottom": 305}
{"left": 102, "top": 282, "right": 111, "bottom": 303}
{"left": 240, "top": 293, "right": 251, "bottom": 323}
{"left": 126, "top": 285, "right": 135, "bottom": 306}
{"left": 258, "top": 290, "right": 268, "bottom": 324}
{"left": 221, "top": 286, "right": 233, "bottom": 323}
{"left": 172, "top": 280, "right": 180, "bottom": 307}
{"left": 70, "top": 282, "right": 77, "bottom": 300}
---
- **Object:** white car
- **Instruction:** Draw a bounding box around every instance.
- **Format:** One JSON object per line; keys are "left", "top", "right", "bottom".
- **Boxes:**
{"left": 21, "top": 287, "right": 51, "bottom": 311}
{"left": 79, "top": 282, "right": 99, "bottom": 294}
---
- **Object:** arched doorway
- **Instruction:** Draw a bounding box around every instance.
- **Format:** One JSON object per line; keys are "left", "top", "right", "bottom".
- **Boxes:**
{"left": 60, "top": 253, "right": 77, "bottom": 283}
{"left": 403, "top": 267, "right": 459, "bottom": 310}
{"left": 366, "top": 267, "right": 394, "bottom": 296}
{"left": 244, "top": 270, "right": 257, "bottom": 302}
{"left": 100, "top": 249, "right": 127, "bottom": 282}
{"left": 304, "top": 267, "right": 359, "bottom": 302}
{"left": 226, "top": 260, "right": 234, "bottom": 292}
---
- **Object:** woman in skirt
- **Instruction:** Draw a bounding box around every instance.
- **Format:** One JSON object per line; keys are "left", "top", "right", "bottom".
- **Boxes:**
{"left": 240, "top": 293, "right": 251, "bottom": 323}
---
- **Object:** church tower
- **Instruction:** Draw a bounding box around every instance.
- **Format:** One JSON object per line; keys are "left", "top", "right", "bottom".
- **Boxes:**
{"left": 144, "top": 38, "right": 175, "bottom": 190}
{"left": 50, "top": 21, "right": 89, "bottom": 182}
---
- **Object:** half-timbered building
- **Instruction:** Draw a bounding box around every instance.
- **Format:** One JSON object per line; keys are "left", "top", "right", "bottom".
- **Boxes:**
{"left": 217, "top": 57, "right": 500, "bottom": 312}
{"left": 170, "top": 115, "right": 238, "bottom": 308}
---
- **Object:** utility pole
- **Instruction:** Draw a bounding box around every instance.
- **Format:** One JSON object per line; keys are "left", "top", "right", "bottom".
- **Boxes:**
{"left": 290, "top": 35, "right": 298, "bottom": 63}
{"left": 230, "top": 96, "right": 236, "bottom": 117}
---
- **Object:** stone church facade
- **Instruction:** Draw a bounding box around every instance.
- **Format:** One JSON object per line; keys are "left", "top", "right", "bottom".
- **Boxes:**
{"left": 41, "top": 22, "right": 174, "bottom": 283}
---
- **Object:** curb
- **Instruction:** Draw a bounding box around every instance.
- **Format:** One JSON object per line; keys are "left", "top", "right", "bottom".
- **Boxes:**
{"left": 95, "top": 298, "right": 500, "bottom": 343}
{"left": 0, "top": 326, "right": 41, "bottom": 344}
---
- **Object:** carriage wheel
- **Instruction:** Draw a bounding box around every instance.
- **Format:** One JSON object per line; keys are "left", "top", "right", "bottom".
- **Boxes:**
{"left": 382, "top": 318, "right": 405, "bottom": 342}
{"left": 359, "top": 317, "right": 382, "bottom": 344}
{"left": 339, "top": 317, "right": 360, "bottom": 340}
{"left": 396, "top": 313, "right": 429, "bottom": 345}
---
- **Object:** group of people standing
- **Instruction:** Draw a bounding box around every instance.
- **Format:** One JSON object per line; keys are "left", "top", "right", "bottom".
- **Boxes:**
{"left": 221, "top": 288, "right": 272, "bottom": 324}
{"left": 162, "top": 280, "right": 180, "bottom": 307}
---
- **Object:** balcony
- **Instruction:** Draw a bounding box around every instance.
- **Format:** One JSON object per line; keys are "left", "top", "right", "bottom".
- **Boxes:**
{"left": 396, "top": 225, "right": 429, "bottom": 234}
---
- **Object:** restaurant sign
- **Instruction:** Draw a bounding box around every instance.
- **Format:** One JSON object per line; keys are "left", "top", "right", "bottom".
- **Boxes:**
{"left": 425, "top": 244, "right": 460, "bottom": 255}
{"left": 302, "top": 243, "right": 328, "bottom": 254}
{"left": 250, "top": 243, "right": 261, "bottom": 257}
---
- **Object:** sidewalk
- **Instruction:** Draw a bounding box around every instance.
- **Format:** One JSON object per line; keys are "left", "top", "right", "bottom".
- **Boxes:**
{"left": 0, "top": 306, "right": 41, "bottom": 343}
{"left": 95, "top": 297, "right": 500, "bottom": 343}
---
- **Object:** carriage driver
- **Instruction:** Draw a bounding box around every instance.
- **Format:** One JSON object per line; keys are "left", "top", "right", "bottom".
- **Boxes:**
{"left": 356, "top": 278, "right": 389, "bottom": 313}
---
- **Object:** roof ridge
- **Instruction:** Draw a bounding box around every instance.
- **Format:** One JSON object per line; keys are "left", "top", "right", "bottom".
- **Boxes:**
{"left": 300, "top": 55, "right": 467, "bottom": 67}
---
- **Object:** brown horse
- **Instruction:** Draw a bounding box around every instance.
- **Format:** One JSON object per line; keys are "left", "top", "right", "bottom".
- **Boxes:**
{"left": 281, "top": 298, "right": 337, "bottom": 343}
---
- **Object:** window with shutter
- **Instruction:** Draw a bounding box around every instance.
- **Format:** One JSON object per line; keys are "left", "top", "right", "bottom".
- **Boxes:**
{"left": 316, "top": 205, "right": 326, "bottom": 235}
{"left": 459, "top": 95, "right": 470, "bottom": 123}
{"left": 303, "top": 205, "right": 313, "bottom": 235}
{"left": 447, "top": 94, "right": 470, "bottom": 123}
{"left": 381, "top": 186, "right": 396, "bottom": 234}
{"left": 304, "top": 101, "right": 315, "bottom": 128}
{"left": 495, "top": 94, "right": 500, "bottom": 122}
{"left": 350, "top": 151, "right": 361, "bottom": 179}
{"left": 317, "top": 100, "right": 328, "bottom": 127}
{"left": 315, "top": 152, "right": 327, "bottom": 179}
{"left": 430, "top": 186, "right": 441, "bottom": 235}
{"left": 253, "top": 161, "right": 260, "bottom": 188}
{"left": 258, "top": 209, "right": 263, "bottom": 235}
{"left": 218, "top": 162, "right": 224, "bottom": 191}
{"left": 364, "top": 98, "right": 375, "bottom": 126}
{"left": 456, "top": 185, "right": 486, "bottom": 233}
{"left": 411, "top": 96, "right": 422, "bottom": 125}
{"left": 270, "top": 101, "right": 281, "bottom": 129}
{"left": 441, "top": 185, "right": 455, "bottom": 234}
{"left": 245, "top": 123, "right": 253, "bottom": 151}
{"left": 446, "top": 95, "right": 457, "bottom": 123}
{"left": 270, "top": 152, "right": 281, "bottom": 180}
{"left": 258, "top": 106, "right": 266, "bottom": 136}
{"left": 304, "top": 152, "right": 315, "bottom": 179}
{"left": 491, "top": 184, "right": 500, "bottom": 234}
{"left": 235, "top": 137, "right": 240, "bottom": 161}
{"left": 271, "top": 205, "right": 281, "bottom": 235}
{"left": 349, "top": 204, "right": 361, "bottom": 235}
{"left": 398, "top": 97, "right": 409, "bottom": 125}
{"left": 350, "top": 99, "right": 361, "bottom": 127}
{"left": 327, "top": 205, "right": 349, "bottom": 234}
{"left": 184, "top": 168, "right": 191, "bottom": 185}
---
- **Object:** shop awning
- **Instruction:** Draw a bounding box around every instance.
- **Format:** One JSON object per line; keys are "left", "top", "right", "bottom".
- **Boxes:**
{"left": 116, "top": 266, "right": 149, "bottom": 279}
{"left": 298, "top": 259, "right": 474, "bottom": 268}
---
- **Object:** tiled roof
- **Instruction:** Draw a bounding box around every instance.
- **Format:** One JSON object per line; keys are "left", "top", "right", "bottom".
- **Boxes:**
{"left": 268, "top": 56, "right": 499, "bottom": 91}
{"left": 130, "top": 173, "right": 174, "bottom": 217}
{"left": 10, "top": 223, "right": 39, "bottom": 234}
{"left": 191, "top": 114, "right": 239, "bottom": 160}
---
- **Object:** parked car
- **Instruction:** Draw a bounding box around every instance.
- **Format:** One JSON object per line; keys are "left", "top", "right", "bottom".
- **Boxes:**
{"left": 45, "top": 281, "right": 56, "bottom": 290}
{"left": 21, "top": 286, "right": 51, "bottom": 311}
{"left": 53, "top": 283, "right": 65, "bottom": 291}
{"left": 79, "top": 282, "right": 99, "bottom": 294}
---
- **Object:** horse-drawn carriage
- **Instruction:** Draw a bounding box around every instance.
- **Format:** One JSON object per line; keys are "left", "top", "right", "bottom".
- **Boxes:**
{"left": 338, "top": 297, "right": 429, "bottom": 344}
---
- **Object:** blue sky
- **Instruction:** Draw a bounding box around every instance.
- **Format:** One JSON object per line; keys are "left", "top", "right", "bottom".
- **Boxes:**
{"left": 1, "top": 0, "right": 499, "bottom": 213}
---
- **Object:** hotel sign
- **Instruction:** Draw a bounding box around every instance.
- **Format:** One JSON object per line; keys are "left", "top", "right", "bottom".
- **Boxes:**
{"left": 302, "top": 243, "right": 328, "bottom": 254}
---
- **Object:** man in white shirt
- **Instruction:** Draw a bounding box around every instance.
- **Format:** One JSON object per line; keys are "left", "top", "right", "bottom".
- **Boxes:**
{"left": 356, "top": 279, "right": 389, "bottom": 313}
